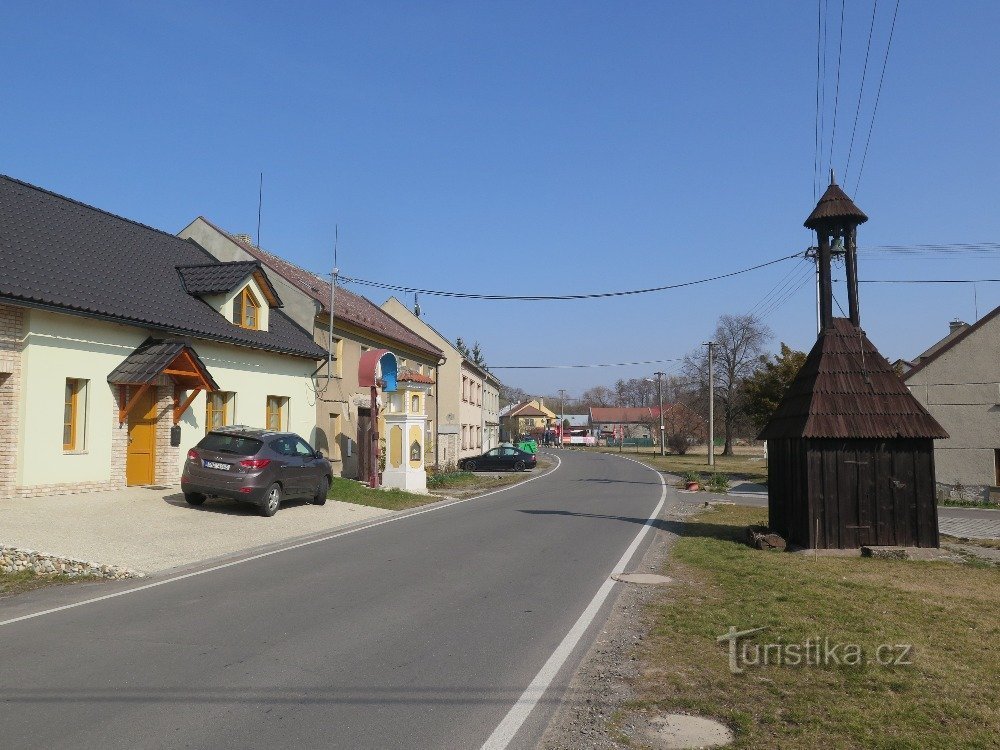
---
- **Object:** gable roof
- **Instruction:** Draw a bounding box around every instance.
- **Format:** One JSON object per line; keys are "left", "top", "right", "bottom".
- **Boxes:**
{"left": 194, "top": 218, "right": 442, "bottom": 360}
{"left": 904, "top": 305, "right": 1000, "bottom": 380}
{"left": 0, "top": 175, "right": 325, "bottom": 360}
{"left": 505, "top": 404, "right": 548, "bottom": 418}
{"left": 590, "top": 406, "right": 662, "bottom": 424}
{"left": 176, "top": 260, "right": 281, "bottom": 306}
{"left": 760, "top": 317, "right": 947, "bottom": 440}
{"left": 107, "top": 338, "right": 219, "bottom": 390}
{"left": 398, "top": 368, "right": 435, "bottom": 385}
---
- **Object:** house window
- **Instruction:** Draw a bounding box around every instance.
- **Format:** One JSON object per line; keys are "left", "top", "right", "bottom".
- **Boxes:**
{"left": 462, "top": 425, "right": 468, "bottom": 449}
{"left": 477, "top": 426, "right": 482, "bottom": 448}
{"left": 333, "top": 337, "right": 344, "bottom": 377}
{"left": 995, "top": 449, "right": 1000, "bottom": 487}
{"left": 205, "top": 391, "right": 234, "bottom": 431}
{"left": 235, "top": 287, "right": 261, "bottom": 330}
{"left": 266, "top": 395, "right": 288, "bottom": 430}
{"left": 411, "top": 394, "right": 420, "bottom": 413}
{"left": 63, "top": 378, "right": 87, "bottom": 450}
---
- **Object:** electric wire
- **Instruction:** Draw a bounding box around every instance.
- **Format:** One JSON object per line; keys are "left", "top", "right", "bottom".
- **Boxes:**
{"left": 813, "top": 0, "right": 825, "bottom": 199}
{"left": 747, "top": 257, "right": 807, "bottom": 317}
{"left": 827, "top": 0, "right": 847, "bottom": 173}
{"left": 490, "top": 358, "right": 683, "bottom": 370}
{"left": 749, "top": 257, "right": 811, "bottom": 319}
{"left": 338, "top": 251, "right": 803, "bottom": 301}
{"left": 758, "top": 263, "right": 815, "bottom": 321}
{"left": 854, "top": 0, "right": 901, "bottom": 195}
{"left": 844, "top": 0, "right": 879, "bottom": 182}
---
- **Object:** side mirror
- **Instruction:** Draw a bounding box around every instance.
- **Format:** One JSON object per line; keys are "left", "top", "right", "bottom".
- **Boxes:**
{"left": 315, "top": 451, "right": 325, "bottom": 459}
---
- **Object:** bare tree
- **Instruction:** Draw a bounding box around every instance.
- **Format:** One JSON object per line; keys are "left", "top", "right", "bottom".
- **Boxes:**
{"left": 579, "top": 385, "right": 614, "bottom": 408}
{"left": 498, "top": 384, "right": 529, "bottom": 409}
{"left": 683, "top": 313, "right": 771, "bottom": 456}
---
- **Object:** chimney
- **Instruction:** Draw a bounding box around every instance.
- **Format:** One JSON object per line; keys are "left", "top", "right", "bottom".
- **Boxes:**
{"left": 949, "top": 319, "right": 969, "bottom": 335}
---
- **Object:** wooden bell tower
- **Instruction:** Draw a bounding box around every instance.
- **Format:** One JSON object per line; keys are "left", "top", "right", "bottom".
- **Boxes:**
{"left": 806, "top": 170, "right": 868, "bottom": 329}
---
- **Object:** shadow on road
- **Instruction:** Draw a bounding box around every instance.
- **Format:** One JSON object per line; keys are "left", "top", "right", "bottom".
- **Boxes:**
{"left": 576, "top": 478, "right": 662, "bottom": 486}
{"left": 162, "top": 493, "right": 312, "bottom": 515}
{"left": 518, "top": 509, "right": 749, "bottom": 544}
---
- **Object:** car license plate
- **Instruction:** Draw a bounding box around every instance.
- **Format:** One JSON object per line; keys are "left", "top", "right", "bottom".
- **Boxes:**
{"left": 203, "top": 460, "right": 231, "bottom": 471}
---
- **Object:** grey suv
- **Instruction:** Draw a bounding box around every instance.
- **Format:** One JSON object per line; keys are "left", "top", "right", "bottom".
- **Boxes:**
{"left": 181, "top": 427, "right": 333, "bottom": 517}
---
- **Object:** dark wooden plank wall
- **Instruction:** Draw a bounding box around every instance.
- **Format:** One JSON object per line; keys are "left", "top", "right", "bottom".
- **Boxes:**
{"left": 769, "top": 438, "right": 939, "bottom": 549}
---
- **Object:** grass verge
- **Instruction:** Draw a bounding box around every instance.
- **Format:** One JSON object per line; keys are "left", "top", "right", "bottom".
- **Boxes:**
{"left": 939, "top": 498, "right": 1000, "bottom": 509}
{"left": 584, "top": 446, "right": 768, "bottom": 485}
{"left": 326, "top": 476, "right": 439, "bottom": 511}
{"left": 426, "top": 470, "right": 525, "bottom": 496}
{"left": 628, "top": 504, "right": 1000, "bottom": 749}
{"left": 0, "top": 570, "right": 99, "bottom": 599}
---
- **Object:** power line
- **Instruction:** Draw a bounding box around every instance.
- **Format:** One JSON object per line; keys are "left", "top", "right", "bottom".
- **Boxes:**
{"left": 758, "top": 263, "right": 815, "bottom": 320}
{"left": 854, "top": 0, "right": 901, "bottom": 195}
{"left": 813, "top": 0, "right": 824, "bottom": 199}
{"left": 339, "top": 251, "right": 803, "bottom": 301}
{"left": 844, "top": 0, "right": 879, "bottom": 182}
{"left": 828, "top": 0, "right": 846, "bottom": 172}
{"left": 491, "top": 358, "right": 683, "bottom": 370}
{"left": 749, "top": 257, "right": 810, "bottom": 319}
{"left": 860, "top": 242, "right": 1000, "bottom": 253}
{"left": 858, "top": 278, "right": 1000, "bottom": 284}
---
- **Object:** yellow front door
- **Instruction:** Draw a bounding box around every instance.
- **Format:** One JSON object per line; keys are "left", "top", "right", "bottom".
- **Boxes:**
{"left": 126, "top": 387, "right": 158, "bottom": 486}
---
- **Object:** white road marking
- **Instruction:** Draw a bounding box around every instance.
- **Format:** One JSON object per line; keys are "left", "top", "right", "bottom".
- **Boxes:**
{"left": 0, "top": 453, "right": 562, "bottom": 628}
{"left": 481, "top": 453, "right": 667, "bottom": 750}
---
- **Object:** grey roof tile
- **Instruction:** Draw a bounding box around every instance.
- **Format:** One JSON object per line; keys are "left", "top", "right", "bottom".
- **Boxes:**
{"left": 0, "top": 176, "right": 324, "bottom": 360}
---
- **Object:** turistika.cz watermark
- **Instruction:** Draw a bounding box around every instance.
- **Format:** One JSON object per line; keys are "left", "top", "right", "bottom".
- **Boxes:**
{"left": 717, "top": 626, "right": 914, "bottom": 674}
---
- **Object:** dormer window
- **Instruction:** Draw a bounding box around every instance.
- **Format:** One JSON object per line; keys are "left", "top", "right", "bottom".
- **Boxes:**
{"left": 235, "top": 287, "right": 260, "bottom": 330}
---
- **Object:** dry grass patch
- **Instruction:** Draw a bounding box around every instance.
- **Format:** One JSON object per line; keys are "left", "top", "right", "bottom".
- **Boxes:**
{"left": 627, "top": 505, "right": 1000, "bottom": 749}
{"left": 0, "top": 570, "right": 99, "bottom": 599}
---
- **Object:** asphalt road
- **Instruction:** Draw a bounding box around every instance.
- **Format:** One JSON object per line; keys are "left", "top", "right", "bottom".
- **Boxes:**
{"left": 0, "top": 449, "right": 664, "bottom": 750}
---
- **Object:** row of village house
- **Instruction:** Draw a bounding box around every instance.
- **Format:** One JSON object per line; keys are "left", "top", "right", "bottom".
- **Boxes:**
{"left": 0, "top": 174, "right": 502, "bottom": 499}
{"left": 500, "top": 400, "right": 707, "bottom": 445}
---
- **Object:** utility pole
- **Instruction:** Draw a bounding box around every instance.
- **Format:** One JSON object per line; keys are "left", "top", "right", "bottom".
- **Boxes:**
{"left": 558, "top": 388, "right": 567, "bottom": 448}
{"left": 703, "top": 341, "right": 715, "bottom": 468}
{"left": 653, "top": 371, "right": 665, "bottom": 456}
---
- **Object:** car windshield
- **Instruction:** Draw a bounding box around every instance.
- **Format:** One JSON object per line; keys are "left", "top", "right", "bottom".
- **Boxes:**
{"left": 198, "top": 433, "right": 264, "bottom": 456}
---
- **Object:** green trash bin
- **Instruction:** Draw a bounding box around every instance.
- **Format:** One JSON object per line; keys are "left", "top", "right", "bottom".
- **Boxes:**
{"left": 517, "top": 439, "right": 538, "bottom": 454}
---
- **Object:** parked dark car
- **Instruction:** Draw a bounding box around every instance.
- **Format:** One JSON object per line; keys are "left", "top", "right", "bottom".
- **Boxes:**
{"left": 181, "top": 427, "right": 332, "bottom": 517}
{"left": 459, "top": 446, "right": 537, "bottom": 472}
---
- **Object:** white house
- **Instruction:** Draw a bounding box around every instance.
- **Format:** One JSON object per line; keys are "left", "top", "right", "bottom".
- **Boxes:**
{"left": 0, "top": 175, "right": 324, "bottom": 498}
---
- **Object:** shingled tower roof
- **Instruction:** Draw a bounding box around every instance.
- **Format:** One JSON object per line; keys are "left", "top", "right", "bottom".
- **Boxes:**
{"left": 759, "top": 317, "right": 947, "bottom": 440}
{"left": 804, "top": 177, "right": 869, "bottom": 229}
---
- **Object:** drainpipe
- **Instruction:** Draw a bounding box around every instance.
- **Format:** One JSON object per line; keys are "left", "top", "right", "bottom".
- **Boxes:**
{"left": 435, "top": 358, "right": 445, "bottom": 467}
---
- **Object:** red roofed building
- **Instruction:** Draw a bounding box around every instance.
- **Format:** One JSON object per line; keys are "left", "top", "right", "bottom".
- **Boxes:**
{"left": 589, "top": 404, "right": 706, "bottom": 446}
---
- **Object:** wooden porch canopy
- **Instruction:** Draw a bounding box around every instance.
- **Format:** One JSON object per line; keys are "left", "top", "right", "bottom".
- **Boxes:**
{"left": 107, "top": 338, "right": 218, "bottom": 425}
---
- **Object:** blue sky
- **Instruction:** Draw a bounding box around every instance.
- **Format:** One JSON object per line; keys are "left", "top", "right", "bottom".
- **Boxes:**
{"left": 3, "top": 1, "right": 999, "bottom": 397}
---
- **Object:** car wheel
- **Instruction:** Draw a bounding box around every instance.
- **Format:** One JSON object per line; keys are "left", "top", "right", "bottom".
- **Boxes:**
{"left": 313, "top": 477, "right": 329, "bottom": 505}
{"left": 465, "top": 460, "right": 476, "bottom": 471}
{"left": 513, "top": 460, "right": 525, "bottom": 472}
{"left": 184, "top": 492, "right": 206, "bottom": 506}
{"left": 260, "top": 483, "right": 282, "bottom": 517}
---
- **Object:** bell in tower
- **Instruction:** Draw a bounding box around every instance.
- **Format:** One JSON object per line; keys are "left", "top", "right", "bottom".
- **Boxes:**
{"left": 805, "top": 170, "right": 868, "bottom": 328}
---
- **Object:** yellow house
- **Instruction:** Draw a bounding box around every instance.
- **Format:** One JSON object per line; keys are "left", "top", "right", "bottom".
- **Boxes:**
{"left": 500, "top": 399, "right": 558, "bottom": 441}
{"left": 0, "top": 175, "right": 324, "bottom": 498}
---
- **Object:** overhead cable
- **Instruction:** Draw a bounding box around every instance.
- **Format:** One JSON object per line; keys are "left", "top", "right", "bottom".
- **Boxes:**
{"left": 338, "top": 251, "right": 803, "bottom": 302}
{"left": 490, "top": 358, "right": 683, "bottom": 370}
{"left": 844, "top": 0, "right": 880, "bottom": 181}
{"left": 854, "top": 0, "right": 901, "bottom": 194}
